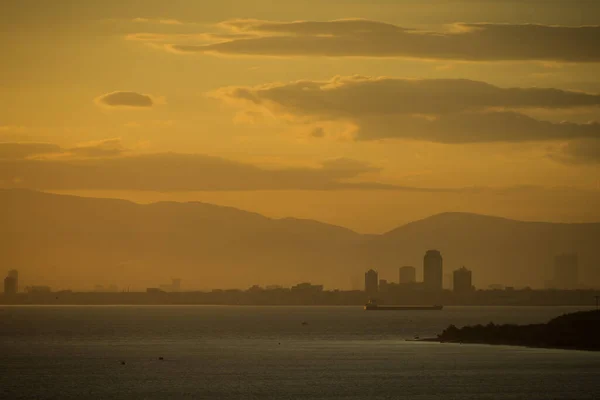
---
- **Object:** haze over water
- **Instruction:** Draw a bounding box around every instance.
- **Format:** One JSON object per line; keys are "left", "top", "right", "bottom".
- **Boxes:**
{"left": 2, "top": 306, "right": 599, "bottom": 399}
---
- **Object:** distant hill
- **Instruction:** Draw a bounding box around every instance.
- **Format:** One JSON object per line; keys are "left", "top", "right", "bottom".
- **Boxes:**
{"left": 1, "top": 189, "right": 598, "bottom": 290}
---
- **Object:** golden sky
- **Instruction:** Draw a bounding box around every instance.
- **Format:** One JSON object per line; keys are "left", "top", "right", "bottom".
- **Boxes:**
{"left": 1, "top": 0, "right": 599, "bottom": 233}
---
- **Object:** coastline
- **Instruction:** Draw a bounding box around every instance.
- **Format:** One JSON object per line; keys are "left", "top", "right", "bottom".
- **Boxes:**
{"left": 415, "top": 337, "right": 600, "bottom": 352}
{"left": 418, "top": 309, "right": 600, "bottom": 352}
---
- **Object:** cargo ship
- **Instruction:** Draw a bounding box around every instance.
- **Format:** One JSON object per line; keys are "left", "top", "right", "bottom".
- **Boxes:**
{"left": 364, "top": 300, "right": 443, "bottom": 311}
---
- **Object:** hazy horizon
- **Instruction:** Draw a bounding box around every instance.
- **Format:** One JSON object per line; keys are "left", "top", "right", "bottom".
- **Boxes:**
{"left": 1, "top": 0, "right": 600, "bottom": 234}
{"left": 2, "top": 189, "right": 599, "bottom": 292}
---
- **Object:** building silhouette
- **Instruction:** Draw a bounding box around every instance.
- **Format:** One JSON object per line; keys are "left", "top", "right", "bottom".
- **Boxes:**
{"left": 453, "top": 266, "right": 473, "bottom": 293}
{"left": 4, "top": 270, "right": 18, "bottom": 295}
{"left": 8, "top": 270, "right": 18, "bottom": 290}
{"left": 423, "top": 250, "right": 443, "bottom": 291}
{"left": 364, "top": 269, "right": 378, "bottom": 295}
{"left": 399, "top": 266, "right": 416, "bottom": 284}
{"left": 553, "top": 253, "right": 578, "bottom": 289}
{"left": 291, "top": 282, "right": 324, "bottom": 293}
{"left": 4, "top": 276, "right": 17, "bottom": 295}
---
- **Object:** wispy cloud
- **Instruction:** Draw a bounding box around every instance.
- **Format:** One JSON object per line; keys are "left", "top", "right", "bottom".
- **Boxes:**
{"left": 0, "top": 138, "right": 127, "bottom": 160}
{"left": 132, "top": 18, "right": 184, "bottom": 25}
{"left": 155, "top": 19, "right": 600, "bottom": 63}
{"left": 69, "top": 138, "right": 126, "bottom": 158}
{"left": 125, "top": 32, "right": 251, "bottom": 43}
{"left": 0, "top": 142, "right": 62, "bottom": 159}
{"left": 0, "top": 152, "right": 400, "bottom": 191}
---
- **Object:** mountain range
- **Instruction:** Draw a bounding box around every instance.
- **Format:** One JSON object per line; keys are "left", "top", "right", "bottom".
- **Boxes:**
{"left": 1, "top": 189, "right": 598, "bottom": 291}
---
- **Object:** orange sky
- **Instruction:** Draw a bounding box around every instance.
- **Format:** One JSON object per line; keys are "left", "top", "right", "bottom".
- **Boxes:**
{"left": 1, "top": 0, "right": 599, "bottom": 233}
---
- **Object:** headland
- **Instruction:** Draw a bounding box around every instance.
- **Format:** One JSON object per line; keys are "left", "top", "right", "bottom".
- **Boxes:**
{"left": 424, "top": 309, "right": 600, "bottom": 351}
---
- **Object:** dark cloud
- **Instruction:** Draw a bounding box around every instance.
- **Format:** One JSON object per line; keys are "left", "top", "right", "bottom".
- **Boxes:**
{"left": 214, "top": 77, "right": 600, "bottom": 143}
{"left": 69, "top": 138, "right": 126, "bottom": 158}
{"left": 310, "top": 127, "right": 325, "bottom": 138}
{"left": 217, "top": 77, "right": 600, "bottom": 116}
{"left": 355, "top": 112, "right": 600, "bottom": 143}
{"left": 96, "top": 91, "right": 154, "bottom": 108}
{"left": 0, "top": 143, "right": 62, "bottom": 159}
{"left": 550, "top": 140, "right": 600, "bottom": 164}
{"left": 0, "top": 153, "right": 404, "bottom": 191}
{"left": 170, "top": 19, "right": 600, "bottom": 62}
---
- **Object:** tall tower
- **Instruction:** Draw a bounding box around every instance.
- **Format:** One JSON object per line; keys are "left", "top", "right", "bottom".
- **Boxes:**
{"left": 4, "top": 270, "right": 18, "bottom": 295}
{"left": 8, "top": 270, "right": 18, "bottom": 293}
{"left": 364, "top": 269, "right": 379, "bottom": 296}
{"left": 453, "top": 266, "right": 473, "bottom": 293}
{"left": 423, "top": 250, "right": 443, "bottom": 291}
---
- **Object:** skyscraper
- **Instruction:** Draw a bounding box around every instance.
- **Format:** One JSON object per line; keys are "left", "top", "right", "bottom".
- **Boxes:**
{"left": 8, "top": 270, "right": 18, "bottom": 292}
{"left": 553, "top": 253, "right": 578, "bottom": 289}
{"left": 453, "top": 266, "right": 473, "bottom": 293}
{"left": 364, "top": 269, "right": 378, "bottom": 295}
{"left": 399, "top": 266, "right": 416, "bottom": 284}
{"left": 423, "top": 250, "right": 443, "bottom": 291}
{"left": 4, "top": 270, "right": 18, "bottom": 295}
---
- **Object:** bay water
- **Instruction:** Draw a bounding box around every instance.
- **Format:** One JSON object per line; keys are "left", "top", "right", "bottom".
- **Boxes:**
{"left": 1, "top": 305, "right": 599, "bottom": 399}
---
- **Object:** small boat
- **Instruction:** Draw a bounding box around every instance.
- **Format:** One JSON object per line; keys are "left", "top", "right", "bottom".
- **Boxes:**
{"left": 364, "top": 300, "right": 443, "bottom": 311}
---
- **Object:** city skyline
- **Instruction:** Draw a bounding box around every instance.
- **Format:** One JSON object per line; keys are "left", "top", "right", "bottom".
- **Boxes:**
{"left": 4, "top": 246, "right": 586, "bottom": 295}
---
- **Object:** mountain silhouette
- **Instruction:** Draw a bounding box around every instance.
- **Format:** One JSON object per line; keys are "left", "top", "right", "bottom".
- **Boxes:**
{"left": 1, "top": 189, "right": 598, "bottom": 290}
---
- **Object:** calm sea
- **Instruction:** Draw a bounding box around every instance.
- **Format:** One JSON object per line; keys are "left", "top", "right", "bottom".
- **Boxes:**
{"left": 1, "top": 306, "right": 599, "bottom": 399}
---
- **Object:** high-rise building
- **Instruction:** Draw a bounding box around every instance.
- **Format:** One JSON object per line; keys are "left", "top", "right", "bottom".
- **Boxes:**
{"left": 364, "top": 269, "right": 378, "bottom": 295}
{"left": 8, "top": 269, "right": 18, "bottom": 292}
{"left": 399, "top": 266, "right": 416, "bottom": 284}
{"left": 3, "top": 270, "right": 18, "bottom": 295}
{"left": 553, "top": 253, "right": 578, "bottom": 289}
{"left": 453, "top": 266, "right": 473, "bottom": 293}
{"left": 423, "top": 250, "right": 443, "bottom": 291}
{"left": 4, "top": 277, "right": 17, "bottom": 295}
